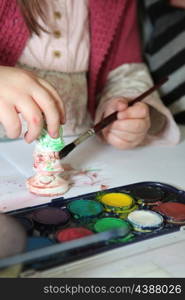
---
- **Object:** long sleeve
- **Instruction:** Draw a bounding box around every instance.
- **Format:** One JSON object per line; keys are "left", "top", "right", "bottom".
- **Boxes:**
{"left": 95, "top": 62, "right": 180, "bottom": 146}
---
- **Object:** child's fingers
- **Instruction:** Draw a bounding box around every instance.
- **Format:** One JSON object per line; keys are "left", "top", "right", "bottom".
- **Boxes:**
{"left": 117, "top": 102, "right": 149, "bottom": 120}
{"left": 31, "top": 84, "right": 61, "bottom": 139}
{"left": 38, "top": 78, "right": 66, "bottom": 124}
{"left": 106, "top": 128, "right": 146, "bottom": 143}
{"left": 104, "top": 131, "right": 142, "bottom": 150}
{"left": 15, "top": 96, "right": 44, "bottom": 143}
{"left": 0, "top": 102, "right": 21, "bottom": 139}
{"left": 105, "top": 118, "right": 150, "bottom": 134}
{"left": 116, "top": 100, "right": 128, "bottom": 112}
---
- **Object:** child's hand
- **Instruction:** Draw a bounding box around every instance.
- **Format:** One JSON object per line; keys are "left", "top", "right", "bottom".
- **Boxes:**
{"left": 0, "top": 66, "right": 65, "bottom": 143}
{"left": 98, "top": 98, "right": 151, "bottom": 149}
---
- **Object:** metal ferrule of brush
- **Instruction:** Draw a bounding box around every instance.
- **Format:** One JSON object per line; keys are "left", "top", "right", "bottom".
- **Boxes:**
{"left": 74, "top": 128, "right": 95, "bottom": 146}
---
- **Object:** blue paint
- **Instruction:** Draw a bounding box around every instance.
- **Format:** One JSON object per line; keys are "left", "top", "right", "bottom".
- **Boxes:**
{"left": 27, "top": 237, "right": 54, "bottom": 251}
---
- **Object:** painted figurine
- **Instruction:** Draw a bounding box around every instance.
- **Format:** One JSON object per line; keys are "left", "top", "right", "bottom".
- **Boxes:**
{"left": 26, "top": 127, "right": 69, "bottom": 196}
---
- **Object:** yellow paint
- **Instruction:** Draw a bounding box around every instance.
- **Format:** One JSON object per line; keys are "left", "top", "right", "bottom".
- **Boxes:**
{"left": 100, "top": 193, "right": 133, "bottom": 208}
{"left": 133, "top": 227, "right": 152, "bottom": 233}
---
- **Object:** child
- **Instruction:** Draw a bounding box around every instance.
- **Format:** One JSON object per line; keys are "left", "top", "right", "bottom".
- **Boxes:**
{"left": 0, "top": 0, "right": 180, "bottom": 149}
{"left": 140, "top": 0, "right": 185, "bottom": 125}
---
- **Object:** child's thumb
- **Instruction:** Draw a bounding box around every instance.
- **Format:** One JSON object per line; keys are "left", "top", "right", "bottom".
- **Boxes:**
{"left": 103, "top": 97, "right": 128, "bottom": 117}
{"left": 94, "top": 97, "right": 128, "bottom": 124}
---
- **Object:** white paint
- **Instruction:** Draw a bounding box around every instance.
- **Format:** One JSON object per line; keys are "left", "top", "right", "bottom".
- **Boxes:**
{"left": 127, "top": 210, "right": 163, "bottom": 227}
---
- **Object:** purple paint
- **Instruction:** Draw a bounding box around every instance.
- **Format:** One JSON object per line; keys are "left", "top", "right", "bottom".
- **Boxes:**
{"left": 31, "top": 207, "right": 70, "bottom": 225}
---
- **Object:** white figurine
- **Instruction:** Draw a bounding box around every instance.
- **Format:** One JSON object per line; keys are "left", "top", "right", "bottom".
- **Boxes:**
{"left": 26, "top": 127, "right": 69, "bottom": 196}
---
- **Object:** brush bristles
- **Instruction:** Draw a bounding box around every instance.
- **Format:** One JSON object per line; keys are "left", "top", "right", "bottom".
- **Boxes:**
{"left": 59, "top": 143, "right": 76, "bottom": 159}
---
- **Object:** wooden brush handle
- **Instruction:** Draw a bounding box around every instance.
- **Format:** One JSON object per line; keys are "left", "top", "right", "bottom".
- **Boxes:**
{"left": 94, "top": 112, "right": 117, "bottom": 133}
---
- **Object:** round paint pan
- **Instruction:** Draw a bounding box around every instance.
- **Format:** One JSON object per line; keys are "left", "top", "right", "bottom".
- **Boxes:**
{"left": 27, "top": 236, "right": 54, "bottom": 251}
{"left": 26, "top": 237, "right": 55, "bottom": 265}
{"left": 15, "top": 216, "right": 34, "bottom": 234}
{"left": 56, "top": 227, "right": 93, "bottom": 243}
{"left": 131, "top": 186, "right": 165, "bottom": 205}
{"left": 94, "top": 217, "right": 130, "bottom": 234}
{"left": 152, "top": 202, "right": 185, "bottom": 225}
{"left": 98, "top": 192, "right": 134, "bottom": 212}
{"left": 31, "top": 207, "right": 70, "bottom": 226}
{"left": 67, "top": 199, "right": 103, "bottom": 222}
{"left": 127, "top": 210, "right": 163, "bottom": 232}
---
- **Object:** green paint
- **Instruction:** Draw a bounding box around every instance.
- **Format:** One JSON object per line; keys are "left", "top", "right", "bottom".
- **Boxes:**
{"left": 67, "top": 200, "right": 103, "bottom": 218}
{"left": 94, "top": 217, "right": 133, "bottom": 243}
{"left": 96, "top": 191, "right": 106, "bottom": 202}
{"left": 38, "top": 127, "right": 65, "bottom": 151}
{"left": 45, "top": 162, "right": 54, "bottom": 171}
{"left": 110, "top": 233, "right": 134, "bottom": 243}
{"left": 94, "top": 217, "right": 130, "bottom": 232}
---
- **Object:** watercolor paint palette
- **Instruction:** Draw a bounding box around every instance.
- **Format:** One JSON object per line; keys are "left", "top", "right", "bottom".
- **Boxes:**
{"left": 2, "top": 181, "right": 185, "bottom": 273}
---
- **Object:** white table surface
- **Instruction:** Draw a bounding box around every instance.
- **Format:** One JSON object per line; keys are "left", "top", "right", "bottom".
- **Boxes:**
{"left": 1, "top": 126, "right": 185, "bottom": 278}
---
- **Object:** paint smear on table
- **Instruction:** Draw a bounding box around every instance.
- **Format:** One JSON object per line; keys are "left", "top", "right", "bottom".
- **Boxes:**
{"left": 0, "top": 164, "right": 109, "bottom": 212}
{"left": 0, "top": 175, "right": 41, "bottom": 212}
{"left": 63, "top": 164, "right": 109, "bottom": 187}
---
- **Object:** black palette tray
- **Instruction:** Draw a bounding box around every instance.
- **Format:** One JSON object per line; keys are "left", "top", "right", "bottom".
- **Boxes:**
{"left": 1, "top": 181, "right": 185, "bottom": 272}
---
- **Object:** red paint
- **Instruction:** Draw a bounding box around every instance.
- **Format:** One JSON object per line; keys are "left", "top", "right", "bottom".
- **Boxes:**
{"left": 56, "top": 227, "right": 93, "bottom": 243}
{"left": 101, "top": 184, "right": 109, "bottom": 190}
{"left": 153, "top": 202, "right": 185, "bottom": 222}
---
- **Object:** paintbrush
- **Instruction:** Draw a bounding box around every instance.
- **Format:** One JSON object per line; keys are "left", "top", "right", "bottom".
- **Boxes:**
{"left": 0, "top": 227, "right": 129, "bottom": 268}
{"left": 59, "top": 77, "right": 168, "bottom": 159}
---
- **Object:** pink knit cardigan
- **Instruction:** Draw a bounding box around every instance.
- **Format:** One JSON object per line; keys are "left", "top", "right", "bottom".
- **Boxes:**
{"left": 0, "top": 0, "right": 142, "bottom": 118}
